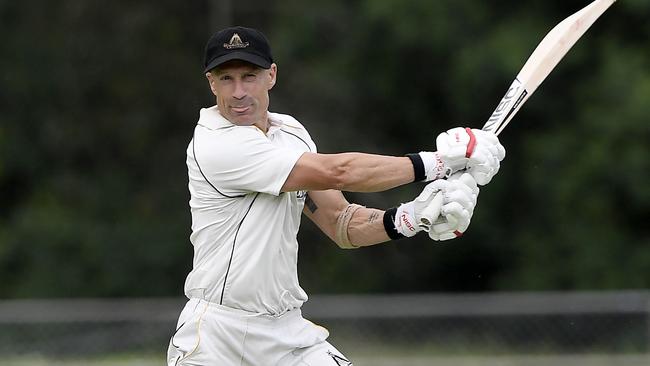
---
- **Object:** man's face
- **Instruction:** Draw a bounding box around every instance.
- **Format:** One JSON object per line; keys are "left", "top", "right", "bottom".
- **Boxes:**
{"left": 206, "top": 60, "right": 277, "bottom": 128}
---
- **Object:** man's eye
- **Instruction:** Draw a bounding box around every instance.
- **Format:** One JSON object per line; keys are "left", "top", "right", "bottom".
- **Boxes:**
{"left": 219, "top": 75, "right": 232, "bottom": 81}
{"left": 244, "top": 73, "right": 257, "bottom": 80}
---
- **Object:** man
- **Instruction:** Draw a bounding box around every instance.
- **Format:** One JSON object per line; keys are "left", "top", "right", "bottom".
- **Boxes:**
{"left": 168, "top": 26, "right": 505, "bottom": 366}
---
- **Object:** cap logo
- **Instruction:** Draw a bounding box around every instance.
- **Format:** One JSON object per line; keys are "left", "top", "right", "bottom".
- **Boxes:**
{"left": 223, "top": 33, "right": 249, "bottom": 49}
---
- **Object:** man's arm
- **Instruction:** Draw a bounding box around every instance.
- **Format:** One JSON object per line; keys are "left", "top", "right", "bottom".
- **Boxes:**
{"left": 282, "top": 153, "right": 415, "bottom": 193}
{"left": 282, "top": 127, "right": 506, "bottom": 194}
{"left": 303, "top": 173, "right": 480, "bottom": 248}
{"left": 302, "top": 190, "right": 390, "bottom": 248}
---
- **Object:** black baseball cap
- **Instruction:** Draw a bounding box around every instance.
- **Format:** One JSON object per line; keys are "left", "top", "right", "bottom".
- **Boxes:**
{"left": 203, "top": 26, "right": 274, "bottom": 72}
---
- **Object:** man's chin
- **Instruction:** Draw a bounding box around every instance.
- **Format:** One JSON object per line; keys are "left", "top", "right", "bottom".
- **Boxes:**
{"left": 222, "top": 112, "right": 252, "bottom": 125}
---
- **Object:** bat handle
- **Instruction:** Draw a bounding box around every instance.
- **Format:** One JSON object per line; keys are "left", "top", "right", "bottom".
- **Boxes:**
{"left": 418, "top": 191, "right": 444, "bottom": 232}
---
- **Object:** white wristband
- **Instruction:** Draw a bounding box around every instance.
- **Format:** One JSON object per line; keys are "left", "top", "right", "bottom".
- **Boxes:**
{"left": 419, "top": 151, "right": 450, "bottom": 181}
{"left": 394, "top": 201, "right": 420, "bottom": 237}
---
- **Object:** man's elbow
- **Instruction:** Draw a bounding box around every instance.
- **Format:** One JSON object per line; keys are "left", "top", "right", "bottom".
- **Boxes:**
{"left": 286, "top": 153, "right": 356, "bottom": 191}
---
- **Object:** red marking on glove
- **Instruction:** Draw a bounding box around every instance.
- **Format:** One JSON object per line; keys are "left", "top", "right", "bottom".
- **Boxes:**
{"left": 465, "top": 127, "right": 476, "bottom": 158}
{"left": 400, "top": 213, "right": 416, "bottom": 233}
{"left": 454, "top": 230, "right": 463, "bottom": 237}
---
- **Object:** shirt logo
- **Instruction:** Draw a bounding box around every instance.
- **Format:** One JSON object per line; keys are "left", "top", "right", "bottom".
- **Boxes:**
{"left": 223, "top": 33, "right": 249, "bottom": 49}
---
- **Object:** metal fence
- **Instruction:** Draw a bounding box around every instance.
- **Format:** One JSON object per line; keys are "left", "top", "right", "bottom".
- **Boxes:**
{"left": 0, "top": 291, "right": 648, "bottom": 358}
{"left": 304, "top": 291, "right": 650, "bottom": 355}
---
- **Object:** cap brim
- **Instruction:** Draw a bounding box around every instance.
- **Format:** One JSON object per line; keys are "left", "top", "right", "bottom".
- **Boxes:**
{"left": 204, "top": 51, "right": 271, "bottom": 72}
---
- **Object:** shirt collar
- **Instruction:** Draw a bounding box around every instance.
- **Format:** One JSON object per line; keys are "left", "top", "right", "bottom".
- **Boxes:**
{"left": 197, "top": 106, "right": 233, "bottom": 130}
{"left": 266, "top": 113, "right": 284, "bottom": 136}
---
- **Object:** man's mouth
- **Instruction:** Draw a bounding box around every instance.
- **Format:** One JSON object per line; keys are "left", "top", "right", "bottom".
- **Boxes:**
{"left": 231, "top": 105, "right": 250, "bottom": 114}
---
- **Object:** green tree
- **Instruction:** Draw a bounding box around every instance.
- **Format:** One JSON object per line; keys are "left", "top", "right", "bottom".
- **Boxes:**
{"left": 0, "top": 0, "right": 648, "bottom": 298}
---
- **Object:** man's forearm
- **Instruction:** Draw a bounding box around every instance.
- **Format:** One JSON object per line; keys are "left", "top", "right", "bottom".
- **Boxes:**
{"left": 330, "top": 153, "right": 415, "bottom": 192}
{"left": 346, "top": 207, "right": 392, "bottom": 247}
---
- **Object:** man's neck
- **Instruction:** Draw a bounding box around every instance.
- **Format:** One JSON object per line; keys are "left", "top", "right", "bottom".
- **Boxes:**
{"left": 252, "top": 112, "right": 270, "bottom": 134}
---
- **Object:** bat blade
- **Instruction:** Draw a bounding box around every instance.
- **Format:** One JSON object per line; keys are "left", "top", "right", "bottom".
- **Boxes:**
{"left": 482, "top": 0, "right": 616, "bottom": 135}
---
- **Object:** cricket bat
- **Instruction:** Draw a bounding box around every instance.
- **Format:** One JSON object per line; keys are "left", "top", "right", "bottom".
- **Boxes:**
{"left": 482, "top": 0, "right": 617, "bottom": 135}
{"left": 419, "top": 0, "right": 616, "bottom": 232}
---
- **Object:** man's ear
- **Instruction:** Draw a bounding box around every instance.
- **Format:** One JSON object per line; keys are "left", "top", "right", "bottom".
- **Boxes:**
{"left": 268, "top": 63, "right": 277, "bottom": 89}
{"left": 205, "top": 72, "right": 217, "bottom": 95}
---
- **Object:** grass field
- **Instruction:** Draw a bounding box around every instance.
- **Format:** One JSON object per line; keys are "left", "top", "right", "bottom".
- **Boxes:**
{"left": 4, "top": 353, "right": 649, "bottom": 366}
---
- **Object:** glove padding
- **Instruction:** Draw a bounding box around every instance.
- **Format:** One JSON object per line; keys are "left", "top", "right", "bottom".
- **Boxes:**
{"left": 394, "top": 173, "right": 479, "bottom": 241}
{"left": 426, "top": 172, "right": 479, "bottom": 241}
{"left": 435, "top": 127, "right": 506, "bottom": 185}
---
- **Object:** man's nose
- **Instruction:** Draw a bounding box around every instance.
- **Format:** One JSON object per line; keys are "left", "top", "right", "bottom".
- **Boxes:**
{"left": 232, "top": 80, "right": 246, "bottom": 99}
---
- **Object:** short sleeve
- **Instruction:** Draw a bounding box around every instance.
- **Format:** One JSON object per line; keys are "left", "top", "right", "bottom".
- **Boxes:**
{"left": 193, "top": 125, "right": 304, "bottom": 196}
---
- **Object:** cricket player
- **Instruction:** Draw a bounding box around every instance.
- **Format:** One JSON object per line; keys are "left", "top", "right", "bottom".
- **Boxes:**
{"left": 167, "top": 26, "right": 505, "bottom": 366}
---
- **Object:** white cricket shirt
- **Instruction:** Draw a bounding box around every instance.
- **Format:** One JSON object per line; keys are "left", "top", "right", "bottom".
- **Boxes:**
{"left": 183, "top": 106, "right": 316, "bottom": 316}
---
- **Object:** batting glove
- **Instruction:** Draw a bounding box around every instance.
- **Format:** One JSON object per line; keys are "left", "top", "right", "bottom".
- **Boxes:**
{"left": 435, "top": 127, "right": 506, "bottom": 185}
{"left": 427, "top": 172, "right": 479, "bottom": 241}
{"left": 392, "top": 173, "right": 479, "bottom": 241}
{"left": 410, "top": 127, "right": 505, "bottom": 185}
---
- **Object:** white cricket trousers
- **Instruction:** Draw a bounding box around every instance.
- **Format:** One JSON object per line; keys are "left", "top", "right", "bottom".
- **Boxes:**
{"left": 167, "top": 298, "right": 352, "bottom": 366}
